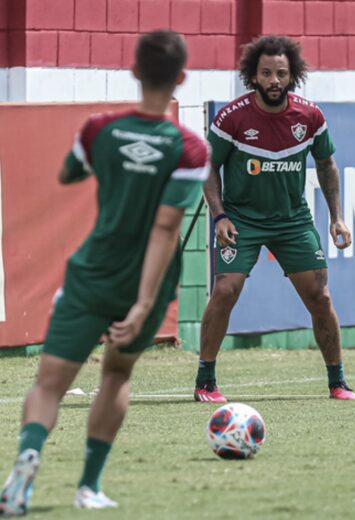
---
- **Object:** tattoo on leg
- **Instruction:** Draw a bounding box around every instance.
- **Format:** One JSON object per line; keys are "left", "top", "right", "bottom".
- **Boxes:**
{"left": 313, "top": 269, "right": 326, "bottom": 290}
{"left": 201, "top": 314, "right": 212, "bottom": 347}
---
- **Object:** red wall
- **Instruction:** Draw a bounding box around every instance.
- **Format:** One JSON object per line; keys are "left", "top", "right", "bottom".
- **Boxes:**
{"left": 0, "top": 101, "right": 179, "bottom": 348}
{"left": 1, "top": 0, "right": 355, "bottom": 71}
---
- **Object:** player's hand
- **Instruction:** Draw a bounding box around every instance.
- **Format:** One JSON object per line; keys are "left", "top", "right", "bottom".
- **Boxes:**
{"left": 330, "top": 219, "right": 352, "bottom": 250}
{"left": 108, "top": 303, "right": 149, "bottom": 348}
{"left": 216, "top": 218, "right": 238, "bottom": 247}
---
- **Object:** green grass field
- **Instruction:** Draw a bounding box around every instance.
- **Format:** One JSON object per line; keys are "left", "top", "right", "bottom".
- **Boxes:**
{"left": 1, "top": 346, "right": 355, "bottom": 520}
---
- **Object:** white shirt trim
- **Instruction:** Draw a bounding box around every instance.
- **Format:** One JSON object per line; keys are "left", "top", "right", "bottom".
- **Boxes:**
{"left": 72, "top": 136, "right": 94, "bottom": 174}
{"left": 171, "top": 164, "right": 210, "bottom": 181}
{"left": 210, "top": 121, "right": 328, "bottom": 160}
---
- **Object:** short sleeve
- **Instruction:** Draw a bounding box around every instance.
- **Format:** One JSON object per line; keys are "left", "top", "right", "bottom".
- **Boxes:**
{"left": 310, "top": 108, "right": 336, "bottom": 160}
{"left": 311, "top": 127, "right": 336, "bottom": 160}
{"left": 160, "top": 179, "right": 204, "bottom": 209}
{"left": 207, "top": 106, "right": 235, "bottom": 166}
{"left": 160, "top": 130, "right": 210, "bottom": 209}
{"left": 64, "top": 117, "right": 98, "bottom": 182}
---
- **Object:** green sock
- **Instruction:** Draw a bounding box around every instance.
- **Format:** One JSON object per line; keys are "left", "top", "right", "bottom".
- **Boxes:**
{"left": 196, "top": 360, "right": 216, "bottom": 389}
{"left": 19, "top": 422, "right": 49, "bottom": 454}
{"left": 326, "top": 362, "right": 345, "bottom": 387}
{"left": 78, "top": 437, "right": 112, "bottom": 493}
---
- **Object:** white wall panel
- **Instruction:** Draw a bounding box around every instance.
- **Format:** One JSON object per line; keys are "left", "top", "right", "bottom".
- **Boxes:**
{"left": 74, "top": 69, "right": 107, "bottom": 101}
{"left": 107, "top": 70, "right": 140, "bottom": 101}
{"left": 4, "top": 68, "right": 355, "bottom": 137}
{"left": 26, "top": 68, "right": 75, "bottom": 101}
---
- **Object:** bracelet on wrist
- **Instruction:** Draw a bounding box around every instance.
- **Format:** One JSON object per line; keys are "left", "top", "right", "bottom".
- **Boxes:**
{"left": 213, "top": 213, "right": 228, "bottom": 224}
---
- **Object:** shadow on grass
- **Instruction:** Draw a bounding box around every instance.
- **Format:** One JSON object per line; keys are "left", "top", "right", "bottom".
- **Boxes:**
{"left": 61, "top": 399, "right": 192, "bottom": 410}
{"left": 61, "top": 395, "right": 328, "bottom": 412}
{"left": 30, "top": 506, "right": 56, "bottom": 514}
{"left": 242, "top": 396, "right": 327, "bottom": 402}
{"left": 130, "top": 399, "right": 194, "bottom": 406}
{"left": 189, "top": 457, "right": 222, "bottom": 462}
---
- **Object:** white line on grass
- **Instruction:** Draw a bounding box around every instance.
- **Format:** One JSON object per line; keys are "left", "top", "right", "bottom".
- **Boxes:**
{"left": 0, "top": 393, "right": 328, "bottom": 404}
{"left": 0, "top": 397, "right": 22, "bottom": 404}
{"left": 2, "top": 374, "right": 351, "bottom": 404}
{"left": 133, "top": 376, "right": 327, "bottom": 395}
{"left": 129, "top": 393, "right": 327, "bottom": 399}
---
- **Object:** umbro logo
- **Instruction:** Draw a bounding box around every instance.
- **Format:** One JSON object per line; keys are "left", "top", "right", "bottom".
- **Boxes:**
{"left": 315, "top": 249, "right": 325, "bottom": 260}
{"left": 119, "top": 141, "right": 163, "bottom": 163}
{"left": 244, "top": 128, "right": 259, "bottom": 140}
{"left": 119, "top": 141, "right": 163, "bottom": 175}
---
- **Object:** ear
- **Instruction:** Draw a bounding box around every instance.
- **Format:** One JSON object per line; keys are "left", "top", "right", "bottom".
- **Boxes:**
{"left": 132, "top": 64, "right": 140, "bottom": 80}
{"left": 175, "top": 70, "right": 186, "bottom": 86}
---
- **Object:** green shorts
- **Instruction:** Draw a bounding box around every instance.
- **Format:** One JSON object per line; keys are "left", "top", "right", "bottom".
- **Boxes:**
{"left": 43, "top": 291, "right": 168, "bottom": 363}
{"left": 215, "top": 223, "right": 327, "bottom": 276}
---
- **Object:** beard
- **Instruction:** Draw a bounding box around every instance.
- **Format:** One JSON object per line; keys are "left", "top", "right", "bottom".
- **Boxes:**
{"left": 254, "top": 82, "right": 290, "bottom": 107}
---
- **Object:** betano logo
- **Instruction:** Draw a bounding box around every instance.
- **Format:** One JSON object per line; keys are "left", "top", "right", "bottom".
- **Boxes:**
{"left": 246, "top": 159, "right": 261, "bottom": 175}
{"left": 247, "top": 159, "right": 302, "bottom": 175}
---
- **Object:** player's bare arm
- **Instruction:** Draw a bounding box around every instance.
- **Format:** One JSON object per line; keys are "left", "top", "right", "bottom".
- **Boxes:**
{"left": 315, "top": 156, "right": 352, "bottom": 249}
{"left": 204, "top": 163, "right": 238, "bottom": 247}
{"left": 108, "top": 204, "right": 184, "bottom": 347}
{"left": 58, "top": 163, "right": 91, "bottom": 185}
{"left": 203, "top": 163, "right": 224, "bottom": 217}
{"left": 58, "top": 164, "right": 72, "bottom": 184}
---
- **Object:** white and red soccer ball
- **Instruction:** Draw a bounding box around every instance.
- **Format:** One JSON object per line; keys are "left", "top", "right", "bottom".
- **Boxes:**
{"left": 207, "top": 403, "right": 266, "bottom": 459}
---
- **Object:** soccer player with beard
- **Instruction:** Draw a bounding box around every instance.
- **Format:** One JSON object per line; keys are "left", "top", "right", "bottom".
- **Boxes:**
{"left": 194, "top": 34, "right": 354, "bottom": 403}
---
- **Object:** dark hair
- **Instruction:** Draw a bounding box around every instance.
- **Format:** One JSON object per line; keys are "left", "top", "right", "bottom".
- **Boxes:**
{"left": 135, "top": 30, "right": 187, "bottom": 89}
{"left": 239, "top": 35, "right": 309, "bottom": 91}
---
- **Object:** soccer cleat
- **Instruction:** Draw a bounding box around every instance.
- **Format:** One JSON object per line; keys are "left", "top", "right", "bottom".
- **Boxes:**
{"left": 329, "top": 381, "right": 355, "bottom": 400}
{"left": 194, "top": 385, "right": 227, "bottom": 403}
{"left": 74, "top": 486, "right": 118, "bottom": 509}
{"left": 0, "top": 449, "right": 40, "bottom": 517}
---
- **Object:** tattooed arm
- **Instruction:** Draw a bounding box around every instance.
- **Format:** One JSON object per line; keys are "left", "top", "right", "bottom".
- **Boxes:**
{"left": 315, "top": 156, "right": 351, "bottom": 249}
{"left": 204, "top": 163, "right": 238, "bottom": 247}
{"left": 203, "top": 162, "right": 224, "bottom": 217}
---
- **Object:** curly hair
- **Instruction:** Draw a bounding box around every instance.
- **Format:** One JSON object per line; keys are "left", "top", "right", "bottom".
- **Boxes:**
{"left": 239, "top": 35, "right": 309, "bottom": 91}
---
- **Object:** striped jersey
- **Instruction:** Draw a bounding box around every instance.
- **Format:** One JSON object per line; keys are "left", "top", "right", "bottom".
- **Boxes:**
{"left": 209, "top": 91, "right": 335, "bottom": 230}
{"left": 62, "top": 109, "right": 209, "bottom": 314}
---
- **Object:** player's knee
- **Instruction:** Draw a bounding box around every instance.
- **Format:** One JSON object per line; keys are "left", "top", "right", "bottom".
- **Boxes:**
{"left": 212, "top": 280, "right": 240, "bottom": 307}
{"left": 104, "top": 346, "right": 139, "bottom": 376}
{"left": 308, "top": 289, "right": 332, "bottom": 315}
{"left": 31, "top": 378, "right": 66, "bottom": 400}
{"left": 103, "top": 358, "right": 134, "bottom": 381}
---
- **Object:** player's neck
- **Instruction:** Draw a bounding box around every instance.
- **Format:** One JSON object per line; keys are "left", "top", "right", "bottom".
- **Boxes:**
{"left": 138, "top": 89, "right": 173, "bottom": 116}
{"left": 254, "top": 91, "right": 288, "bottom": 114}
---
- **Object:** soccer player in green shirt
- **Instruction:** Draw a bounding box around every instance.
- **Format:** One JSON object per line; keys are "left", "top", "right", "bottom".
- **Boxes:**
{"left": 194, "top": 35, "right": 354, "bottom": 403}
{"left": 0, "top": 30, "right": 209, "bottom": 516}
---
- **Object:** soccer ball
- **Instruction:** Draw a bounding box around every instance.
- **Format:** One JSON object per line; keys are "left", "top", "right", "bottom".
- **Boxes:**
{"left": 206, "top": 403, "right": 266, "bottom": 460}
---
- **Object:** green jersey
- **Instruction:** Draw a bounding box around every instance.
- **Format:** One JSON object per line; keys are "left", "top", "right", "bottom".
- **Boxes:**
{"left": 209, "top": 92, "right": 335, "bottom": 230}
{"left": 62, "top": 109, "right": 209, "bottom": 315}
